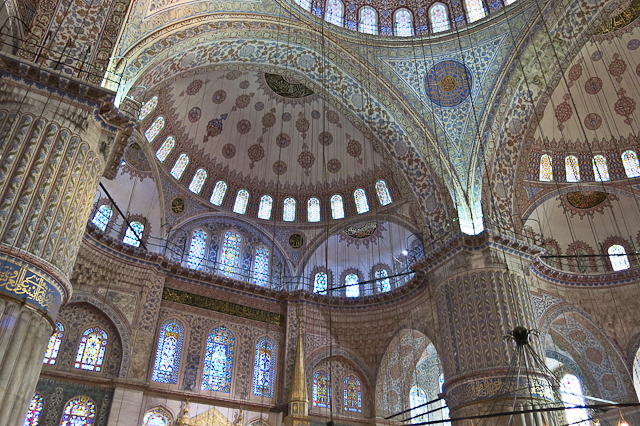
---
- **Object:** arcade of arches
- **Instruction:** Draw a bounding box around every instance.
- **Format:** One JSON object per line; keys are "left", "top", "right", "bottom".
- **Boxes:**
{"left": 4, "top": 0, "right": 640, "bottom": 424}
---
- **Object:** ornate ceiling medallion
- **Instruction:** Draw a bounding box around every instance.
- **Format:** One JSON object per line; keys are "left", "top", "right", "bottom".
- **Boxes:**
{"left": 257, "top": 73, "right": 318, "bottom": 105}
{"left": 425, "top": 60, "right": 472, "bottom": 107}
{"left": 566, "top": 191, "right": 608, "bottom": 209}
{"left": 344, "top": 221, "right": 378, "bottom": 238}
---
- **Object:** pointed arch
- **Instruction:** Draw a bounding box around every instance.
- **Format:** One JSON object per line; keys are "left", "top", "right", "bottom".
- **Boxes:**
{"left": 429, "top": 3, "right": 450, "bottom": 33}
{"left": 210, "top": 181, "right": 227, "bottom": 206}
{"left": 74, "top": 327, "right": 108, "bottom": 371}
{"left": 394, "top": 9, "right": 413, "bottom": 36}
{"left": 22, "top": 392, "right": 43, "bottom": 426}
{"left": 359, "top": 6, "right": 378, "bottom": 34}
{"left": 375, "top": 180, "right": 392, "bottom": 206}
{"left": 313, "top": 370, "right": 332, "bottom": 408}
{"left": 91, "top": 205, "right": 113, "bottom": 231}
{"left": 170, "top": 154, "right": 189, "bottom": 180}
{"left": 233, "top": 190, "right": 249, "bottom": 214}
{"left": 188, "top": 169, "right": 207, "bottom": 194}
{"left": 156, "top": 136, "right": 175, "bottom": 162}
{"left": 622, "top": 150, "right": 640, "bottom": 178}
{"left": 258, "top": 195, "right": 273, "bottom": 220}
{"left": 308, "top": 198, "right": 321, "bottom": 222}
{"left": 43, "top": 321, "right": 65, "bottom": 364}
{"left": 139, "top": 96, "right": 159, "bottom": 121}
{"left": 344, "top": 375, "right": 362, "bottom": 413}
{"left": 220, "top": 231, "right": 242, "bottom": 277}
{"left": 539, "top": 154, "right": 553, "bottom": 181}
{"left": 354, "top": 189, "right": 369, "bottom": 214}
{"left": 331, "top": 195, "right": 345, "bottom": 219}
{"left": 252, "top": 336, "right": 277, "bottom": 397}
{"left": 152, "top": 319, "right": 185, "bottom": 384}
{"left": 145, "top": 117, "right": 165, "bottom": 143}
{"left": 283, "top": 197, "right": 296, "bottom": 222}
{"left": 60, "top": 396, "right": 95, "bottom": 426}
{"left": 201, "top": 325, "right": 235, "bottom": 392}
{"left": 253, "top": 246, "right": 270, "bottom": 286}
{"left": 565, "top": 155, "right": 580, "bottom": 182}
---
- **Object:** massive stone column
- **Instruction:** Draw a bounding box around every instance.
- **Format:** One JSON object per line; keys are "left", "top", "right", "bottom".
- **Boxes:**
{"left": 0, "top": 52, "right": 131, "bottom": 425}
{"left": 423, "top": 231, "right": 555, "bottom": 426}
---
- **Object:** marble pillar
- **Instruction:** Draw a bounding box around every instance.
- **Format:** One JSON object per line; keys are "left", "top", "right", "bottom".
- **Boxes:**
{"left": 0, "top": 51, "right": 131, "bottom": 425}
{"left": 424, "top": 231, "right": 555, "bottom": 425}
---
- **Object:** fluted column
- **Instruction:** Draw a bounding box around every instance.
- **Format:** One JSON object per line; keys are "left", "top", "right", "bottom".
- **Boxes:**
{"left": 422, "top": 231, "right": 553, "bottom": 425}
{"left": 0, "top": 51, "right": 131, "bottom": 425}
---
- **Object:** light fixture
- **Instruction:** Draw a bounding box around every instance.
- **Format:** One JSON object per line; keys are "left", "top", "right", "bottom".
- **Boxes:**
{"left": 618, "top": 409, "right": 629, "bottom": 426}
{"left": 401, "top": 249, "right": 409, "bottom": 256}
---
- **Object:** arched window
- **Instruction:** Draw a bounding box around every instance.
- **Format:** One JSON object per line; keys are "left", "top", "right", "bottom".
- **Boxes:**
{"left": 429, "top": 3, "right": 450, "bottom": 32}
{"left": 43, "top": 322, "right": 64, "bottom": 365}
{"left": 375, "top": 269, "right": 391, "bottom": 293}
{"left": 253, "top": 337, "right": 277, "bottom": 398}
{"left": 22, "top": 392, "right": 43, "bottom": 426}
{"left": 359, "top": 6, "right": 378, "bottom": 34}
{"left": 152, "top": 319, "right": 185, "bottom": 384}
{"left": 465, "top": 0, "right": 486, "bottom": 23}
{"left": 344, "top": 375, "right": 362, "bottom": 413}
{"left": 296, "top": 0, "right": 311, "bottom": 10}
{"left": 258, "top": 195, "right": 273, "bottom": 220}
{"left": 233, "top": 190, "right": 249, "bottom": 214}
{"left": 253, "top": 246, "right": 270, "bottom": 286}
{"left": 283, "top": 197, "right": 296, "bottom": 222}
{"left": 91, "top": 205, "right": 112, "bottom": 231}
{"left": 375, "top": 180, "right": 392, "bottom": 206}
{"left": 123, "top": 221, "right": 144, "bottom": 247}
{"left": 308, "top": 198, "right": 321, "bottom": 222}
{"left": 170, "top": 154, "right": 189, "bottom": 180}
{"left": 139, "top": 96, "right": 159, "bottom": 121}
{"left": 145, "top": 117, "right": 165, "bottom": 143}
{"left": 439, "top": 374, "right": 450, "bottom": 422}
{"left": 394, "top": 9, "right": 413, "bottom": 37}
{"left": 202, "top": 325, "right": 235, "bottom": 392}
{"left": 331, "top": 195, "right": 345, "bottom": 219}
{"left": 210, "top": 181, "right": 227, "bottom": 206}
{"left": 220, "top": 231, "right": 242, "bottom": 277}
{"left": 565, "top": 155, "right": 580, "bottom": 182}
{"left": 60, "top": 396, "right": 95, "bottom": 426}
{"left": 345, "top": 273, "right": 360, "bottom": 297}
{"left": 74, "top": 327, "right": 108, "bottom": 371}
{"left": 187, "top": 229, "right": 207, "bottom": 270}
{"left": 622, "top": 150, "right": 640, "bottom": 178}
{"left": 142, "top": 408, "right": 172, "bottom": 426}
{"left": 409, "top": 386, "right": 428, "bottom": 424}
{"left": 325, "top": 0, "right": 344, "bottom": 26}
{"left": 188, "top": 169, "right": 207, "bottom": 194}
{"left": 560, "top": 374, "right": 590, "bottom": 425}
{"left": 313, "top": 370, "right": 331, "bottom": 408}
{"left": 156, "top": 137, "right": 175, "bottom": 162}
{"left": 592, "top": 155, "right": 609, "bottom": 182}
{"left": 539, "top": 154, "right": 553, "bottom": 181}
{"left": 354, "top": 189, "right": 369, "bottom": 214}
{"left": 608, "top": 244, "right": 630, "bottom": 271}
{"left": 313, "top": 272, "right": 328, "bottom": 295}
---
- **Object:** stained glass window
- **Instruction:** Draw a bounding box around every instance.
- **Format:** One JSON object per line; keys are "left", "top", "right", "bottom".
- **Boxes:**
{"left": 43, "top": 322, "right": 64, "bottom": 364}
{"left": 142, "top": 408, "right": 172, "bottom": 426}
{"left": 283, "top": 197, "right": 296, "bottom": 222}
{"left": 354, "top": 189, "right": 369, "bottom": 214}
{"left": 592, "top": 155, "right": 609, "bottom": 182}
{"left": 622, "top": 150, "right": 640, "bottom": 178}
{"left": 187, "top": 169, "right": 206, "bottom": 194}
{"left": 253, "top": 337, "right": 277, "bottom": 397}
{"left": 145, "top": 117, "right": 165, "bottom": 143}
{"left": 253, "top": 246, "right": 270, "bottom": 286}
{"left": 123, "top": 221, "right": 144, "bottom": 247}
{"left": 220, "top": 231, "right": 242, "bottom": 277}
{"left": 314, "top": 272, "right": 328, "bottom": 295}
{"left": 608, "top": 244, "right": 630, "bottom": 271}
{"left": 539, "top": 154, "right": 553, "bottom": 181}
{"left": 439, "top": 374, "right": 450, "bottom": 422}
{"left": 375, "top": 269, "right": 391, "bottom": 293}
{"left": 91, "top": 205, "right": 112, "bottom": 232}
{"left": 156, "top": 137, "right": 175, "bottom": 163}
{"left": 308, "top": 198, "right": 321, "bottom": 222}
{"left": 258, "top": 195, "right": 273, "bottom": 220}
{"left": 465, "top": 0, "right": 486, "bottom": 22}
{"left": 210, "top": 181, "right": 227, "bottom": 206}
{"left": 331, "top": 195, "right": 345, "bottom": 219}
{"left": 152, "top": 319, "right": 185, "bottom": 384}
{"left": 430, "top": 3, "right": 450, "bottom": 32}
{"left": 313, "top": 370, "right": 331, "bottom": 408}
{"left": 74, "top": 327, "right": 108, "bottom": 371}
{"left": 22, "top": 392, "right": 43, "bottom": 426}
{"left": 60, "top": 396, "right": 95, "bottom": 426}
{"left": 139, "top": 96, "right": 158, "bottom": 121}
{"left": 409, "top": 386, "right": 428, "bottom": 424}
{"left": 359, "top": 6, "right": 378, "bottom": 34}
{"left": 560, "top": 374, "right": 590, "bottom": 426}
{"left": 325, "top": 0, "right": 344, "bottom": 26}
{"left": 170, "top": 154, "right": 189, "bottom": 180}
{"left": 233, "top": 190, "right": 249, "bottom": 214}
{"left": 296, "top": 0, "right": 311, "bottom": 10}
{"left": 345, "top": 273, "right": 359, "bottom": 297}
{"left": 565, "top": 155, "right": 580, "bottom": 182}
{"left": 343, "top": 375, "right": 362, "bottom": 413}
{"left": 375, "top": 180, "right": 392, "bottom": 206}
{"left": 187, "top": 229, "right": 207, "bottom": 270}
{"left": 202, "top": 325, "right": 235, "bottom": 392}
{"left": 394, "top": 9, "right": 413, "bottom": 37}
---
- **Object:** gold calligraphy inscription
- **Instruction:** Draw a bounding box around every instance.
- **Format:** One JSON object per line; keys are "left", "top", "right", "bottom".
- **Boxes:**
{"left": 0, "top": 264, "right": 56, "bottom": 309}
{"left": 162, "top": 287, "right": 284, "bottom": 326}
{"left": 594, "top": 0, "right": 640, "bottom": 34}
{"left": 450, "top": 376, "right": 553, "bottom": 405}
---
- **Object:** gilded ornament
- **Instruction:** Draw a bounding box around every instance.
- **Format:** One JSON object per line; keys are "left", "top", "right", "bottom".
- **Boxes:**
{"left": 594, "top": 0, "right": 640, "bottom": 34}
{"left": 264, "top": 73, "right": 314, "bottom": 98}
{"left": 172, "top": 198, "right": 185, "bottom": 214}
{"left": 289, "top": 234, "right": 303, "bottom": 248}
{"left": 343, "top": 221, "right": 378, "bottom": 238}
{"left": 566, "top": 191, "right": 608, "bottom": 209}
